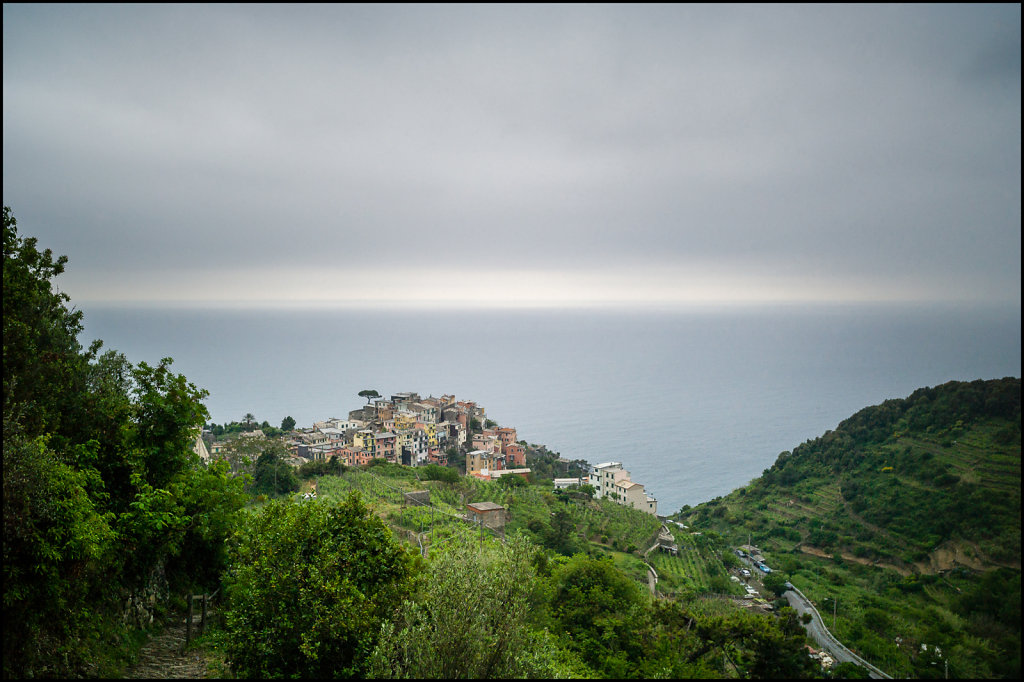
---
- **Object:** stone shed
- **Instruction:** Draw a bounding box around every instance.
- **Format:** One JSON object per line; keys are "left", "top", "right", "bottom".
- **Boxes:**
{"left": 403, "top": 490, "right": 430, "bottom": 506}
{"left": 466, "top": 501, "right": 507, "bottom": 530}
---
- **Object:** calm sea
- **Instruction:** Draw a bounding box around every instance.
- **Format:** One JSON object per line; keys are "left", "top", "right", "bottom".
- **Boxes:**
{"left": 79, "top": 302, "right": 1021, "bottom": 515}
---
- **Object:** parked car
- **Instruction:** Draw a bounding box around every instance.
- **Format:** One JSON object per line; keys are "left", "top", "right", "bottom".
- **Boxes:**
{"left": 758, "top": 563, "right": 772, "bottom": 573}
{"left": 741, "top": 568, "right": 752, "bottom": 578}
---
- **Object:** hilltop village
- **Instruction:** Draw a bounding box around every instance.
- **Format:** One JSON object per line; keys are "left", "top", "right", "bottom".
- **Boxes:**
{"left": 198, "top": 391, "right": 659, "bottom": 515}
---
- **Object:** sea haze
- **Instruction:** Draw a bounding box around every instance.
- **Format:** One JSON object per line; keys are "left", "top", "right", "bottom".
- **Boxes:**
{"left": 79, "top": 302, "right": 1021, "bottom": 515}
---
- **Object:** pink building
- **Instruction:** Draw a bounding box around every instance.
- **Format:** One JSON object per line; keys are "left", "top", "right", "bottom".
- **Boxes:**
{"left": 373, "top": 432, "right": 397, "bottom": 462}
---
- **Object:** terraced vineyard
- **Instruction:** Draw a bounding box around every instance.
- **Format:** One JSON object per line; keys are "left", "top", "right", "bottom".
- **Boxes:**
{"left": 308, "top": 465, "right": 665, "bottom": 568}
{"left": 315, "top": 468, "right": 497, "bottom": 555}
{"left": 647, "top": 529, "right": 744, "bottom": 598}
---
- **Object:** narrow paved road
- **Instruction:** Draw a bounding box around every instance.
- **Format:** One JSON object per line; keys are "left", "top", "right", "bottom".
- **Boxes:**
{"left": 782, "top": 588, "right": 891, "bottom": 679}
{"left": 732, "top": 552, "right": 889, "bottom": 678}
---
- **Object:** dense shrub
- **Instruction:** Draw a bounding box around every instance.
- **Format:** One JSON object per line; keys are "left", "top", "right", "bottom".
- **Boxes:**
{"left": 222, "top": 493, "right": 417, "bottom": 677}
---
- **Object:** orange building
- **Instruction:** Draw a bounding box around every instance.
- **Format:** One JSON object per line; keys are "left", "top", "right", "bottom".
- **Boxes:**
{"left": 495, "top": 427, "right": 517, "bottom": 452}
{"left": 504, "top": 442, "right": 526, "bottom": 467}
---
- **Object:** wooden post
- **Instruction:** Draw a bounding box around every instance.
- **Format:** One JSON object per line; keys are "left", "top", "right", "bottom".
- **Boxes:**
{"left": 201, "top": 594, "right": 208, "bottom": 635}
{"left": 186, "top": 594, "right": 193, "bottom": 644}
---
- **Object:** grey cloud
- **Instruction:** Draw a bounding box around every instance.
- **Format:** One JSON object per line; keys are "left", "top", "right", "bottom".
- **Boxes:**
{"left": 3, "top": 4, "right": 1019, "bottom": 301}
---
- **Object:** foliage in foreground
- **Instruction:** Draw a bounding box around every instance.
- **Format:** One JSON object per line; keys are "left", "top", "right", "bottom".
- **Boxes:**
{"left": 220, "top": 488, "right": 821, "bottom": 678}
{"left": 370, "top": 533, "right": 587, "bottom": 678}
{"left": 3, "top": 207, "right": 247, "bottom": 677}
{"left": 222, "top": 493, "right": 418, "bottom": 678}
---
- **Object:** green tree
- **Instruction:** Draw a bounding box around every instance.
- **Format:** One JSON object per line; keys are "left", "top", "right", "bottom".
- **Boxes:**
{"left": 2, "top": 434, "right": 115, "bottom": 675}
{"left": 420, "top": 462, "right": 459, "bottom": 483}
{"left": 281, "top": 415, "right": 296, "bottom": 431}
{"left": 832, "top": 661, "right": 872, "bottom": 678}
{"left": 762, "top": 570, "right": 791, "bottom": 597}
{"left": 545, "top": 508, "right": 581, "bottom": 556}
{"left": 130, "top": 358, "right": 210, "bottom": 490}
{"left": 3, "top": 205, "right": 94, "bottom": 441}
{"left": 547, "top": 553, "right": 649, "bottom": 676}
{"left": 686, "top": 607, "right": 817, "bottom": 678}
{"left": 298, "top": 457, "right": 340, "bottom": 479}
{"left": 3, "top": 207, "right": 246, "bottom": 677}
{"left": 250, "top": 443, "right": 299, "bottom": 496}
{"left": 743, "top": 606, "right": 819, "bottom": 678}
{"left": 359, "top": 389, "right": 380, "bottom": 404}
{"left": 222, "top": 493, "right": 417, "bottom": 678}
{"left": 165, "top": 458, "right": 247, "bottom": 589}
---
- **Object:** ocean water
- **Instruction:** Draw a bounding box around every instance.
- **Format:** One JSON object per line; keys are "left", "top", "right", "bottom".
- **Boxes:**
{"left": 78, "top": 302, "right": 1021, "bottom": 515}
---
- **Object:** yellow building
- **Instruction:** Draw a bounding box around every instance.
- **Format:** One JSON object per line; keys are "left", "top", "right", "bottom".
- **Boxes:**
{"left": 466, "top": 450, "right": 492, "bottom": 476}
{"left": 353, "top": 430, "right": 375, "bottom": 452}
{"left": 394, "top": 411, "right": 416, "bottom": 431}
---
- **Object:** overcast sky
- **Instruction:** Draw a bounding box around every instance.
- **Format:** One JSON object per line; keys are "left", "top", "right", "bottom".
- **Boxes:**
{"left": 3, "top": 4, "right": 1020, "bottom": 307}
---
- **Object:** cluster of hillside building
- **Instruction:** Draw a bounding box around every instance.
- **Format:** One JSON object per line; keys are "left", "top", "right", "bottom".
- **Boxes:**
{"left": 299, "top": 392, "right": 481, "bottom": 468}
{"left": 555, "top": 461, "right": 658, "bottom": 515}
{"left": 200, "top": 390, "right": 657, "bottom": 515}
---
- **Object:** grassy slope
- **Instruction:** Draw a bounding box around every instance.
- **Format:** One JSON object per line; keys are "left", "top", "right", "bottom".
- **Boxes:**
{"left": 309, "top": 462, "right": 739, "bottom": 603}
{"left": 673, "top": 378, "right": 1021, "bottom": 678}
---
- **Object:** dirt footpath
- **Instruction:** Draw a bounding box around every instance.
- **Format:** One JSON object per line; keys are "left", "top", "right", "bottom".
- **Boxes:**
{"left": 123, "top": 614, "right": 219, "bottom": 679}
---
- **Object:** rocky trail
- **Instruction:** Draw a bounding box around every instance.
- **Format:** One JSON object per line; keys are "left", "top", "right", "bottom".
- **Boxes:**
{"left": 123, "top": 611, "right": 219, "bottom": 679}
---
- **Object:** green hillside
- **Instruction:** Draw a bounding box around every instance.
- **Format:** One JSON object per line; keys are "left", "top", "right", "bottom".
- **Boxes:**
{"left": 675, "top": 378, "right": 1021, "bottom": 678}
{"left": 308, "top": 461, "right": 739, "bottom": 599}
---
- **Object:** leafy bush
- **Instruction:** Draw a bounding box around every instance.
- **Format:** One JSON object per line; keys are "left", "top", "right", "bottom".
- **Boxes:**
{"left": 222, "top": 493, "right": 417, "bottom": 677}
{"left": 419, "top": 463, "right": 459, "bottom": 483}
{"left": 369, "top": 534, "right": 573, "bottom": 678}
{"left": 547, "top": 554, "right": 647, "bottom": 676}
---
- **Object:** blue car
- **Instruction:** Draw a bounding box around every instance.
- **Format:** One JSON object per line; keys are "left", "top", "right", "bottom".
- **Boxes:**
{"left": 758, "top": 563, "right": 772, "bottom": 573}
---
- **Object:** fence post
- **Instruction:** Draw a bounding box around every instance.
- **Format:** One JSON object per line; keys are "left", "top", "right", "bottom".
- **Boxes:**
{"left": 201, "top": 594, "right": 208, "bottom": 635}
{"left": 186, "top": 593, "right": 193, "bottom": 645}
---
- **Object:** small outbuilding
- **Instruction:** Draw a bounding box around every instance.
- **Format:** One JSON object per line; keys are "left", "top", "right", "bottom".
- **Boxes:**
{"left": 403, "top": 490, "right": 431, "bottom": 506}
{"left": 466, "top": 501, "right": 507, "bottom": 530}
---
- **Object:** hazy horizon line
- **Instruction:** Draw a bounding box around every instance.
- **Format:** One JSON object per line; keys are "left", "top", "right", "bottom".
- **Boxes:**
{"left": 72, "top": 297, "right": 1023, "bottom": 313}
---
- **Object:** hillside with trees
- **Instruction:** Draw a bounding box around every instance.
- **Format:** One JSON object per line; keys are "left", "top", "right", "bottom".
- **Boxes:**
{"left": 675, "top": 378, "right": 1021, "bottom": 678}
{"left": 218, "top": 465, "right": 818, "bottom": 679}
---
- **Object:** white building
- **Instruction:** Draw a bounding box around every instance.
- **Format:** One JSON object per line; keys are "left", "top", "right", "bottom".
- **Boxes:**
{"left": 322, "top": 418, "right": 365, "bottom": 431}
{"left": 589, "top": 461, "right": 657, "bottom": 515}
{"left": 591, "top": 462, "right": 629, "bottom": 498}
